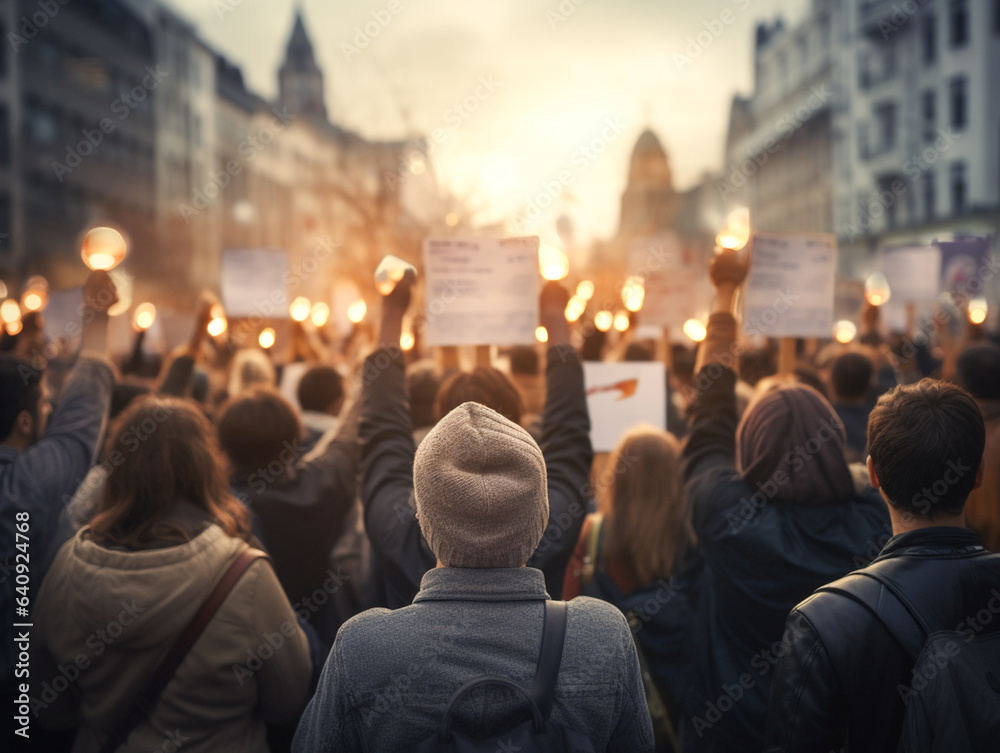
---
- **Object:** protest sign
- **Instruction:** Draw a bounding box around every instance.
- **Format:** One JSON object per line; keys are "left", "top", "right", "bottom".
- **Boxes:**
{"left": 221, "top": 248, "right": 289, "bottom": 318}
{"left": 583, "top": 361, "right": 666, "bottom": 453}
{"left": 882, "top": 245, "right": 942, "bottom": 302}
{"left": 743, "top": 233, "right": 836, "bottom": 338}
{"left": 423, "top": 236, "right": 540, "bottom": 347}
{"left": 43, "top": 288, "right": 83, "bottom": 349}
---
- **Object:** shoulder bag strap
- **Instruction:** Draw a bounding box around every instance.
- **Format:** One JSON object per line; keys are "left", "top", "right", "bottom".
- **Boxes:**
{"left": 531, "top": 600, "right": 568, "bottom": 722}
{"left": 98, "top": 547, "right": 266, "bottom": 753}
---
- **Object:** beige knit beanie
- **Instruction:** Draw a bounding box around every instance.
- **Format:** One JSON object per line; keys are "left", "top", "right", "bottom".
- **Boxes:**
{"left": 413, "top": 401, "right": 549, "bottom": 568}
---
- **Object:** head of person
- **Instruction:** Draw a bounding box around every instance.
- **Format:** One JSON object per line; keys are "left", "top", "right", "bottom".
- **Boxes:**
{"left": 297, "top": 365, "right": 345, "bottom": 416}
{"left": 867, "top": 379, "right": 985, "bottom": 522}
{"left": 413, "top": 401, "right": 547, "bottom": 568}
{"left": 602, "top": 425, "right": 692, "bottom": 584}
{"left": 508, "top": 346, "right": 539, "bottom": 376}
{"left": 435, "top": 367, "right": 522, "bottom": 425}
{"left": 89, "top": 395, "right": 250, "bottom": 548}
{"left": 227, "top": 348, "right": 276, "bottom": 397}
{"left": 737, "top": 382, "right": 854, "bottom": 506}
{"left": 955, "top": 343, "right": 1000, "bottom": 402}
{"left": 0, "top": 356, "right": 49, "bottom": 450}
{"left": 831, "top": 351, "right": 874, "bottom": 404}
{"left": 217, "top": 387, "right": 301, "bottom": 475}
{"left": 407, "top": 362, "right": 440, "bottom": 431}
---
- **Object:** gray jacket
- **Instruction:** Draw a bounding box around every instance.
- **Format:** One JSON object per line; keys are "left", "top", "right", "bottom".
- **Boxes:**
{"left": 292, "top": 567, "right": 654, "bottom": 752}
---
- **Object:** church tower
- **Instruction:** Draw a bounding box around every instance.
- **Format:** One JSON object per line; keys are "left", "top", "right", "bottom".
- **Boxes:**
{"left": 618, "top": 129, "right": 677, "bottom": 239}
{"left": 279, "top": 9, "right": 328, "bottom": 123}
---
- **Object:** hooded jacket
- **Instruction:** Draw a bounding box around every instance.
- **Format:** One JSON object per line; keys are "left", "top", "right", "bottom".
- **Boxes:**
{"left": 33, "top": 522, "right": 311, "bottom": 753}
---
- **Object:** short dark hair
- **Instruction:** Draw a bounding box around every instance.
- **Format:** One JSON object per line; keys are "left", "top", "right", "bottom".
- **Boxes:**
{"left": 407, "top": 364, "right": 440, "bottom": 430}
{"left": 831, "top": 352, "right": 873, "bottom": 401}
{"left": 217, "top": 388, "right": 301, "bottom": 472}
{"left": 867, "top": 379, "right": 985, "bottom": 519}
{"left": 955, "top": 344, "right": 1000, "bottom": 402}
{"left": 436, "top": 367, "right": 522, "bottom": 424}
{"left": 297, "top": 366, "right": 344, "bottom": 413}
{"left": 0, "top": 356, "right": 42, "bottom": 441}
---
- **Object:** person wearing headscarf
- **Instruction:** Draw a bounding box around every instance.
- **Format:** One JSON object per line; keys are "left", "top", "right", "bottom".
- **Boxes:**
{"left": 675, "top": 248, "right": 890, "bottom": 753}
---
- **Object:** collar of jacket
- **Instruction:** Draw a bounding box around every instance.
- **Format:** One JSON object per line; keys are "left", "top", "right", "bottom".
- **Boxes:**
{"left": 412, "top": 566, "right": 551, "bottom": 603}
{"left": 875, "top": 526, "right": 985, "bottom": 562}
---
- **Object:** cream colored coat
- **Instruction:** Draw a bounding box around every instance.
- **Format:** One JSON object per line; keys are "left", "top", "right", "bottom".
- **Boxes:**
{"left": 33, "top": 524, "right": 311, "bottom": 753}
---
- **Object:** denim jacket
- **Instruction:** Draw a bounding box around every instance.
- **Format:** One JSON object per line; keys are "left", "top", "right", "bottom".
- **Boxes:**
{"left": 292, "top": 567, "right": 654, "bottom": 752}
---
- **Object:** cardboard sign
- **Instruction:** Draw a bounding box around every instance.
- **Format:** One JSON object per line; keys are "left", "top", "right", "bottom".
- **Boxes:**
{"left": 628, "top": 234, "right": 703, "bottom": 327}
{"left": 583, "top": 361, "right": 666, "bottom": 453}
{"left": 43, "top": 288, "right": 84, "bottom": 348}
{"left": 423, "top": 236, "right": 540, "bottom": 347}
{"left": 221, "top": 248, "right": 289, "bottom": 318}
{"left": 938, "top": 238, "right": 992, "bottom": 297}
{"left": 834, "top": 278, "right": 865, "bottom": 322}
{"left": 881, "top": 245, "right": 942, "bottom": 303}
{"left": 743, "top": 233, "right": 837, "bottom": 338}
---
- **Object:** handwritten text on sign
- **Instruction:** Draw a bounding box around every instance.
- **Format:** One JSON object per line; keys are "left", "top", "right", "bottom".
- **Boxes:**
{"left": 423, "top": 236, "right": 540, "bottom": 346}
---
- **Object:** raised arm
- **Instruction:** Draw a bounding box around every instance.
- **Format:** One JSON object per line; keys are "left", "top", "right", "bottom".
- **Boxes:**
{"left": 528, "top": 282, "right": 592, "bottom": 598}
{"left": 359, "top": 270, "right": 434, "bottom": 607}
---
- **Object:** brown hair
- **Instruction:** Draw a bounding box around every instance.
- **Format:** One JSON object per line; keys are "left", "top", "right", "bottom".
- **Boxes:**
{"left": 90, "top": 395, "right": 251, "bottom": 548}
{"left": 436, "top": 367, "right": 522, "bottom": 424}
{"left": 216, "top": 388, "right": 301, "bottom": 472}
{"left": 600, "top": 426, "right": 693, "bottom": 584}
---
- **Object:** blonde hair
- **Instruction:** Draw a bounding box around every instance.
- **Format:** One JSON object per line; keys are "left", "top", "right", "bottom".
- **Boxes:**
{"left": 599, "top": 425, "right": 693, "bottom": 584}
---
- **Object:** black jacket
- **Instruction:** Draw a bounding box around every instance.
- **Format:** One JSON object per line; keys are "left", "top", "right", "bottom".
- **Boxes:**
{"left": 679, "top": 367, "right": 890, "bottom": 753}
{"left": 360, "top": 346, "right": 592, "bottom": 609}
{"left": 765, "top": 527, "right": 1000, "bottom": 753}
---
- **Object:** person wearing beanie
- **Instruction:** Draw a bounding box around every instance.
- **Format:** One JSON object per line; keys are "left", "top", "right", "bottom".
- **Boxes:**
{"left": 293, "top": 400, "right": 653, "bottom": 751}
{"left": 358, "top": 272, "right": 593, "bottom": 609}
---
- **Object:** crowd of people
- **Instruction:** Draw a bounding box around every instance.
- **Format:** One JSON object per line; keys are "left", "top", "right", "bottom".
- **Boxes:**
{"left": 1, "top": 246, "right": 999, "bottom": 752}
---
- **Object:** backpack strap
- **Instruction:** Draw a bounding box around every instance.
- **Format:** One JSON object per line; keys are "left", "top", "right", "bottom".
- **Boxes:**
{"left": 98, "top": 547, "right": 267, "bottom": 753}
{"left": 815, "top": 570, "right": 928, "bottom": 662}
{"left": 531, "top": 600, "right": 568, "bottom": 722}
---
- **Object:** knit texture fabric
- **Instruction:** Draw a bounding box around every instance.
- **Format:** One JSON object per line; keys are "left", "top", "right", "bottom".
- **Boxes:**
{"left": 413, "top": 401, "right": 549, "bottom": 568}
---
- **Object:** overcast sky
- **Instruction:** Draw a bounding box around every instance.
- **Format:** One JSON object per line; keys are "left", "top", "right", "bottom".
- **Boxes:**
{"left": 166, "top": 0, "right": 809, "bottom": 242}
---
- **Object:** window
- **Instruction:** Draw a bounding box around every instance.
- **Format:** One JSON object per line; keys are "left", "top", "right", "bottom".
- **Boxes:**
{"left": 922, "top": 90, "right": 936, "bottom": 142}
{"left": 950, "top": 162, "right": 967, "bottom": 214}
{"left": 874, "top": 101, "right": 897, "bottom": 153}
{"left": 0, "top": 23, "right": 6, "bottom": 80}
{"left": 950, "top": 76, "right": 968, "bottom": 129}
{"left": 924, "top": 170, "right": 936, "bottom": 221}
{"left": 819, "top": 13, "right": 831, "bottom": 52}
{"left": 798, "top": 35, "right": 809, "bottom": 67}
{"left": 950, "top": 0, "right": 969, "bottom": 47}
{"left": 25, "top": 104, "right": 58, "bottom": 145}
{"left": 922, "top": 14, "right": 936, "bottom": 64}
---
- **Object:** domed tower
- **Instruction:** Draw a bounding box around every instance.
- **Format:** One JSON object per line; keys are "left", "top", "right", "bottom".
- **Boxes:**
{"left": 279, "top": 9, "right": 328, "bottom": 123}
{"left": 618, "top": 129, "right": 677, "bottom": 238}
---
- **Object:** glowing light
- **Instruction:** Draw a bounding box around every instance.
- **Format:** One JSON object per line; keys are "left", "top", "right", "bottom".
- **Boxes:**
{"left": 716, "top": 208, "right": 751, "bottom": 251}
{"left": 81, "top": 226, "right": 127, "bottom": 270}
{"left": 290, "top": 296, "right": 311, "bottom": 322}
{"left": 833, "top": 320, "right": 858, "bottom": 344}
{"left": 564, "top": 296, "right": 587, "bottom": 323}
{"left": 6, "top": 319, "right": 22, "bottom": 336}
{"left": 864, "top": 272, "right": 892, "bottom": 306}
{"left": 348, "top": 299, "right": 367, "bottom": 324}
{"left": 1, "top": 299, "right": 20, "bottom": 324}
{"left": 0, "top": 279, "right": 7, "bottom": 298}
{"left": 375, "top": 255, "right": 416, "bottom": 296}
{"left": 533, "top": 325, "right": 548, "bottom": 343}
{"left": 969, "top": 296, "right": 988, "bottom": 324}
{"left": 207, "top": 317, "right": 228, "bottom": 337}
{"left": 310, "top": 302, "right": 331, "bottom": 328}
{"left": 613, "top": 312, "right": 630, "bottom": 332}
{"left": 400, "top": 331, "right": 415, "bottom": 351}
{"left": 258, "top": 327, "right": 276, "bottom": 349}
{"left": 575, "top": 280, "right": 595, "bottom": 300}
{"left": 445, "top": 212, "right": 459, "bottom": 227}
{"left": 480, "top": 152, "right": 518, "bottom": 198}
{"left": 622, "top": 276, "right": 645, "bottom": 313}
{"left": 538, "top": 245, "right": 569, "bottom": 281}
{"left": 594, "top": 310, "right": 613, "bottom": 332}
{"left": 22, "top": 291, "right": 45, "bottom": 312}
{"left": 683, "top": 318, "right": 708, "bottom": 342}
{"left": 133, "top": 303, "right": 156, "bottom": 332}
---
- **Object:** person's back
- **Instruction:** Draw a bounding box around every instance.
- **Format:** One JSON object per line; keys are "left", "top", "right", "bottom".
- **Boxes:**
{"left": 830, "top": 351, "right": 875, "bottom": 462}
{"left": 293, "top": 402, "right": 653, "bottom": 752}
{"left": 766, "top": 379, "right": 1000, "bottom": 753}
